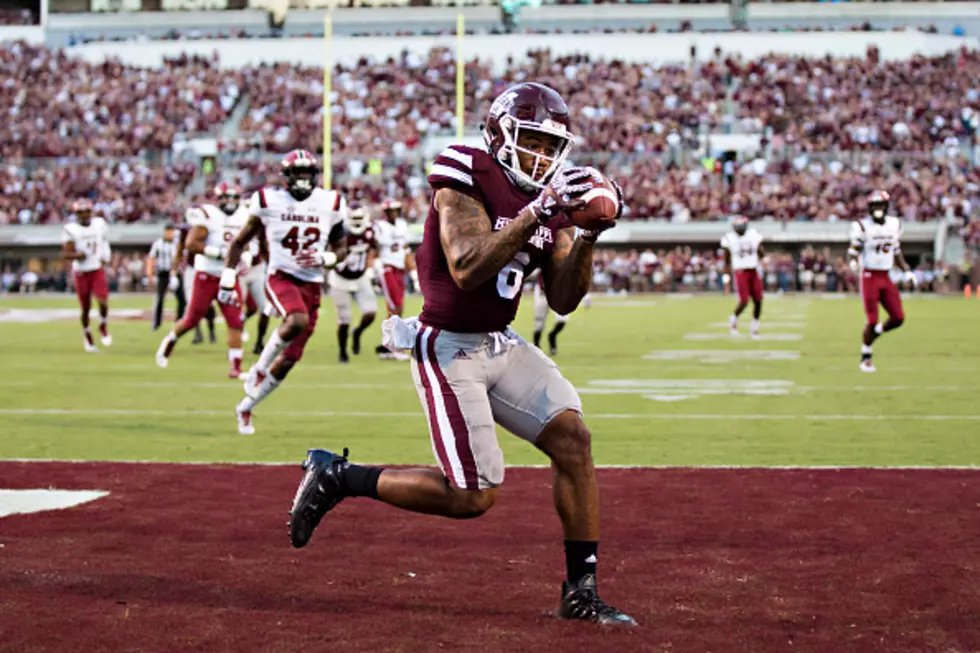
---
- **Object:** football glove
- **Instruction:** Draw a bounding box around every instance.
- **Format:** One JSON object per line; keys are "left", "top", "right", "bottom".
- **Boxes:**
{"left": 217, "top": 268, "right": 239, "bottom": 306}
{"left": 904, "top": 270, "right": 918, "bottom": 287}
{"left": 168, "top": 274, "right": 180, "bottom": 292}
{"left": 527, "top": 166, "right": 593, "bottom": 223}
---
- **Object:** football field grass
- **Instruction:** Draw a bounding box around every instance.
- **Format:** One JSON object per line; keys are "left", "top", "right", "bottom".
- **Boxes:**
{"left": 2, "top": 291, "right": 978, "bottom": 467}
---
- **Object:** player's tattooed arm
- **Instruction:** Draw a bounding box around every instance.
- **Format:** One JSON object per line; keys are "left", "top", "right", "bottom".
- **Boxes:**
{"left": 437, "top": 188, "right": 540, "bottom": 291}
{"left": 542, "top": 226, "right": 593, "bottom": 315}
{"left": 224, "top": 215, "right": 263, "bottom": 270}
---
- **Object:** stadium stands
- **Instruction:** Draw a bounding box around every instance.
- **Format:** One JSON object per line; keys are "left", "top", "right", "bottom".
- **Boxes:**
{"left": 0, "top": 40, "right": 977, "bottom": 224}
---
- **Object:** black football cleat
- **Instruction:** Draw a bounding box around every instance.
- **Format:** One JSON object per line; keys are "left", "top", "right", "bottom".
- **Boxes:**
{"left": 252, "top": 341, "right": 264, "bottom": 356}
{"left": 352, "top": 329, "right": 362, "bottom": 355}
{"left": 289, "top": 448, "right": 350, "bottom": 549}
{"left": 557, "top": 575, "right": 636, "bottom": 626}
{"left": 338, "top": 351, "right": 350, "bottom": 364}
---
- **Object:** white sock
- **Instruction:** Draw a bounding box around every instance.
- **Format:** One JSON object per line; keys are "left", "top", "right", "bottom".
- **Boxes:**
{"left": 239, "top": 374, "right": 281, "bottom": 412}
{"left": 750, "top": 319, "right": 760, "bottom": 333}
{"left": 228, "top": 348, "right": 243, "bottom": 363}
{"left": 729, "top": 314, "right": 738, "bottom": 328}
{"left": 874, "top": 323, "right": 884, "bottom": 335}
{"left": 256, "top": 331, "right": 290, "bottom": 371}
{"left": 157, "top": 330, "right": 177, "bottom": 356}
{"left": 861, "top": 344, "right": 873, "bottom": 355}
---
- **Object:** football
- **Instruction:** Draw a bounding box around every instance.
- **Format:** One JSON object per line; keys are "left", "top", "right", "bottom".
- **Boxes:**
{"left": 567, "top": 167, "right": 619, "bottom": 230}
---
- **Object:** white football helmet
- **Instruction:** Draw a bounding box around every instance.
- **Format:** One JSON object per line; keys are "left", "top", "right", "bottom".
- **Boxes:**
{"left": 346, "top": 205, "right": 369, "bottom": 235}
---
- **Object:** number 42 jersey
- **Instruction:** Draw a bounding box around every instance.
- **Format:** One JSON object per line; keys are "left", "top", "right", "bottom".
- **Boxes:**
{"left": 249, "top": 187, "right": 348, "bottom": 284}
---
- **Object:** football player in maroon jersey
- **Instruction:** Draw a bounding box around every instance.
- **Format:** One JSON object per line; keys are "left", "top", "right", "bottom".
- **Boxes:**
{"left": 288, "top": 83, "right": 634, "bottom": 626}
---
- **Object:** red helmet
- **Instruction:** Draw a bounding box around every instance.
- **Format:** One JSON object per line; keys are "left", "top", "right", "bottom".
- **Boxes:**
{"left": 281, "top": 149, "right": 319, "bottom": 199}
{"left": 868, "top": 190, "right": 890, "bottom": 221}
{"left": 72, "top": 198, "right": 93, "bottom": 222}
{"left": 731, "top": 214, "right": 749, "bottom": 235}
{"left": 380, "top": 199, "right": 402, "bottom": 221}
{"left": 213, "top": 181, "right": 243, "bottom": 214}
{"left": 481, "top": 82, "right": 574, "bottom": 191}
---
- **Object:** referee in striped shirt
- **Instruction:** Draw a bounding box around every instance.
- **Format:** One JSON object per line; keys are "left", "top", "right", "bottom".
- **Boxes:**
{"left": 147, "top": 224, "right": 186, "bottom": 331}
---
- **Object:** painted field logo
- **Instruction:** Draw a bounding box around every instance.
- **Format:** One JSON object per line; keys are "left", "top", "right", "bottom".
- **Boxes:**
{"left": 0, "top": 489, "right": 109, "bottom": 518}
{"left": 579, "top": 379, "right": 793, "bottom": 402}
{"left": 643, "top": 350, "right": 800, "bottom": 363}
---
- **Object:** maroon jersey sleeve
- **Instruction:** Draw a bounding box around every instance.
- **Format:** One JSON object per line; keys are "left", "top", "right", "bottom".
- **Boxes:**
{"left": 428, "top": 146, "right": 486, "bottom": 204}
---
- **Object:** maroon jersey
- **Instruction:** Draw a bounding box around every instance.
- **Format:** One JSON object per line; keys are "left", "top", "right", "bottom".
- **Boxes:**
{"left": 336, "top": 227, "right": 377, "bottom": 281}
{"left": 418, "top": 145, "right": 566, "bottom": 333}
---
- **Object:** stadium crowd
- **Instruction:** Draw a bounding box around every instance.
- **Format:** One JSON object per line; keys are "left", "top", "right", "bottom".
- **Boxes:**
{"left": 0, "top": 42, "right": 979, "bottom": 225}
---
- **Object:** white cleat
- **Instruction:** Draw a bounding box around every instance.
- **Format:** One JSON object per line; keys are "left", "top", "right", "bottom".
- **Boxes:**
{"left": 241, "top": 330, "right": 250, "bottom": 343}
{"left": 236, "top": 403, "right": 255, "bottom": 435}
{"left": 392, "top": 351, "right": 410, "bottom": 361}
{"left": 859, "top": 360, "right": 876, "bottom": 373}
{"left": 243, "top": 365, "right": 266, "bottom": 399}
{"left": 155, "top": 353, "right": 168, "bottom": 368}
{"left": 101, "top": 334, "right": 113, "bottom": 347}
{"left": 750, "top": 331, "right": 760, "bottom": 341}
{"left": 730, "top": 328, "right": 739, "bottom": 338}
{"left": 84, "top": 342, "right": 98, "bottom": 353}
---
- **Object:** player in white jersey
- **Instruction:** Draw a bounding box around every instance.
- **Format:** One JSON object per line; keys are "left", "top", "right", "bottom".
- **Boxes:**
{"left": 61, "top": 198, "right": 112, "bottom": 352}
{"left": 847, "top": 191, "right": 916, "bottom": 373}
{"left": 532, "top": 272, "right": 569, "bottom": 355}
{"left": 240, "top": 239, "right": 273, "bottom": 356}
{"left": 156, "top": 182, "right": 250, "bottom": 378}
{"left": 373, "top": 200, "right": 418, "bottom": 360}
{"left": 720, "top": 215, "right": 765, "bottom": 339}
{"left": 329, "top": 204, "right": 379, "bottom": 364}
{"left": 221, "top": 149, "right": 348, "bottom": 435}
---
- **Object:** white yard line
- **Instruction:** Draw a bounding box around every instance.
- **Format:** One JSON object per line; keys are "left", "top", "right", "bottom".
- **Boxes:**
{"left": 685, "top": 333, "right": 803, "bottom": 341}
{"left": 1, "top": 408, "right": 978, "bottom": 421}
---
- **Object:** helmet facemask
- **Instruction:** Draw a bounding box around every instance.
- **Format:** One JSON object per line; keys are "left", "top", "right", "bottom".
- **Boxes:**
{"left": 287, "top": 167, "right": 316, "bottom": 199}
{"left": 219, "top": 193, "right": 240, "bottom": 215}
{"left": 486, "top": 115, "right": 573, "bottom": 192}
{"left": 869, "top": 201, "right": 888, "bottom": 222}
{"left": 732, "top": 216, "right": 748, "bottom": 236}
{"left": 346, "top": 209, "right": 368, "bottom": 235}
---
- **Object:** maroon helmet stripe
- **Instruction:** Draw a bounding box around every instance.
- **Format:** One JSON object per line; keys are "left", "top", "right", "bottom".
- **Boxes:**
{"left": 425, "top": 327, "right": 480, "bottom": 490}
{"left": 258, "top": 189, "right": 267, "bottom": 209}
{"left": 415, "top": 328, "right": 454, "bottom": 482}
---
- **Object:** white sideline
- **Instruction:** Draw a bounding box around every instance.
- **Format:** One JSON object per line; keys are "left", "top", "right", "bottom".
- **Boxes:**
{"left": 1, "top": 408, "right": 979, "bottom": 421}
{"left": 1, "top": 458, "right": 978, "bottom": 470}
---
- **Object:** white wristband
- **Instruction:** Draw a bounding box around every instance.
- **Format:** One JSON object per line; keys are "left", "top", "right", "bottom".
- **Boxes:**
{"left": 204, "top": 245, "right": 224, "bottom": 260}
{"left": 219, "top": 268, "right": 237, "bottom": 288}
{"left": 322, "top": 251, "right": 338, "bottom": 268}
